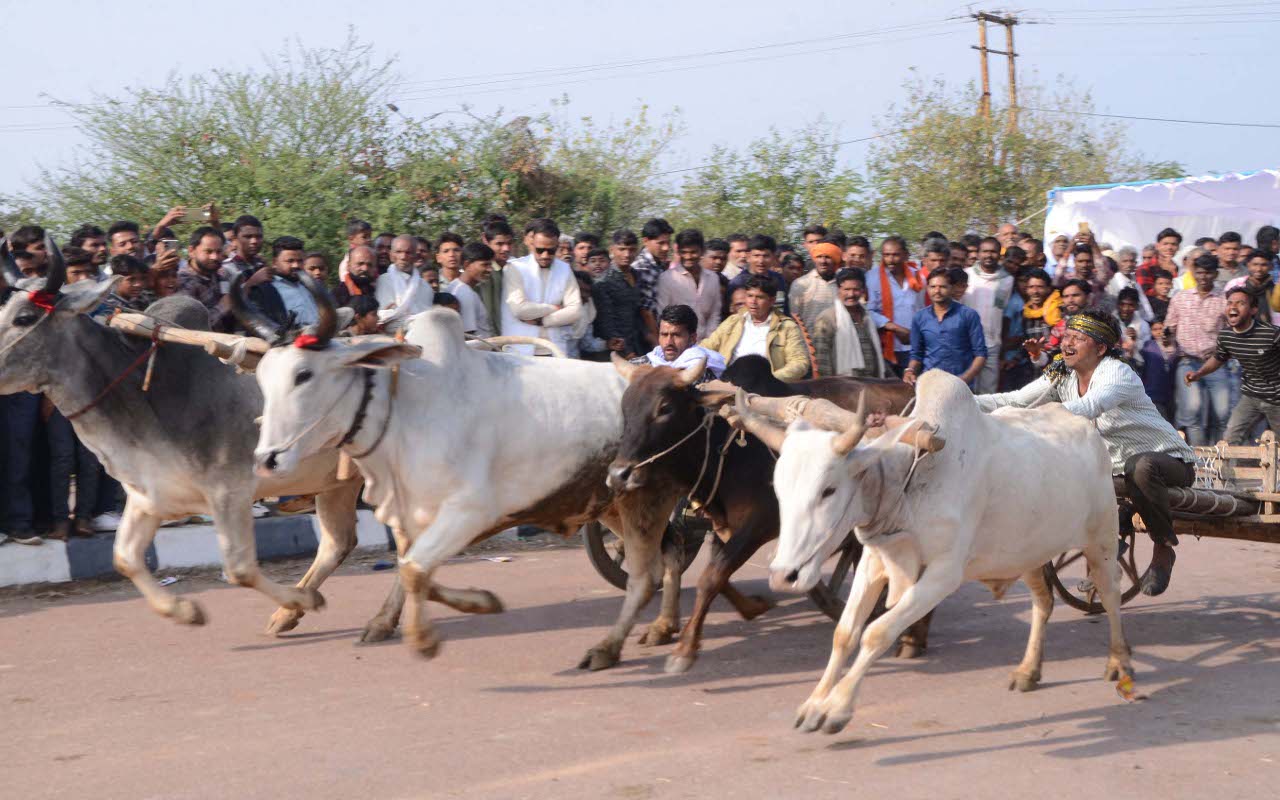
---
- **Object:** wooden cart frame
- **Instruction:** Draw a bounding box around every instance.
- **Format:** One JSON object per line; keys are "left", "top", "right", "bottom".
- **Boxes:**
{"left": 1046, "top": 431, "right": 1280, "bottom": 614}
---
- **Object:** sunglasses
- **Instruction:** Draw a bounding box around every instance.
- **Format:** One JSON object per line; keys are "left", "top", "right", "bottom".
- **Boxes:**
{"left": 533, "top": 247, "right": 556, "bottom": 255}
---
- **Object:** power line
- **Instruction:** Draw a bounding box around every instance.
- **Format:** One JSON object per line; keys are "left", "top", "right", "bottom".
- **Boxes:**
{"left": 390, "top": 19, "right": 959, "bottom": 93}
{"left": 392, "top": 27, "right": 964, "bottom": 103}
{"left": 1022, "top": 107, "right": 1280, "bottom": 128}
{"left": 648, "top": 133, "right": 894, "bottom": 179}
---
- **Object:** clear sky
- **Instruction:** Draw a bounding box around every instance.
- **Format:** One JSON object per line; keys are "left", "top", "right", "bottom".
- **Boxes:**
{"left": 1, "top": 0, "right": 1276, "bottom": 201}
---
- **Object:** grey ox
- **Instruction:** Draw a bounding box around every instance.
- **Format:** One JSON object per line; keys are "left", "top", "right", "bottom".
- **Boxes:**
{"left": 0, "top": 238, "right": 382, "bottom": 634}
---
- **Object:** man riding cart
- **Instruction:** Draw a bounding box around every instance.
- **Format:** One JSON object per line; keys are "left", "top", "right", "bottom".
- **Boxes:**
{"left": 975, "top": 310, "right": 1196, "bottom": 596}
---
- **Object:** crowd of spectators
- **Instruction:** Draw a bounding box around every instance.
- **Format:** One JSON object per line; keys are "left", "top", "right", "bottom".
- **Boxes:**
{"left": 4, "top": 204, "right": 1280, "bottom": 547}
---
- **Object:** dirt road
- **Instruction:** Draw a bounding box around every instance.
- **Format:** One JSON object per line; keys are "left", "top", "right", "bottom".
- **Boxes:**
{"left": 1, "top": 536, "right": 1276, "bottom": 799}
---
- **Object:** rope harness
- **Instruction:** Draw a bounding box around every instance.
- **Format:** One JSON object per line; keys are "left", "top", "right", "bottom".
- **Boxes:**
{"left": 626, "top": 409, "right": 746, "bottom": 510}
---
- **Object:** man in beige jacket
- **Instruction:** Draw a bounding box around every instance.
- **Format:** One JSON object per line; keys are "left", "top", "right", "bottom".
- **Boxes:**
{"left": 700, "top": 275, "right": 810, "bottom": 381}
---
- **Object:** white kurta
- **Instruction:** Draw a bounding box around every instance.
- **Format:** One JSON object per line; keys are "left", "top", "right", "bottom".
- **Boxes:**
{"left": 446, "top": 278, "right": 493, "bottom": 338}
{"left": 500, "top": 255, "right": 582, "bottom": 353}
{"left": 375, "top": 267, "right": 434, "bottom": 327}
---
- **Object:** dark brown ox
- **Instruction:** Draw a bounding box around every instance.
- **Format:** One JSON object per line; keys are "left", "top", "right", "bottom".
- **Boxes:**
{"left": 606, "top": 354, "right": 928, "bottom": 673}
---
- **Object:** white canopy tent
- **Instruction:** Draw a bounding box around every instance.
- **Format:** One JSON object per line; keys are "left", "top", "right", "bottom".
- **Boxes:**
{"left": 1043, "top": 170, "right": 1280, "bottom": 252}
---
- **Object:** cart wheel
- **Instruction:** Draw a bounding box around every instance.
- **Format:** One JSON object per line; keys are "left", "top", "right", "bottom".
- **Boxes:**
{"left": 806, "top": 533, "right": 864, "bottom": 621}
{"left": 1044, "top": 528, "right": 1147, "bottom": 614}
{"left": 583, "top": 515, "right": 706, "bottom": 592}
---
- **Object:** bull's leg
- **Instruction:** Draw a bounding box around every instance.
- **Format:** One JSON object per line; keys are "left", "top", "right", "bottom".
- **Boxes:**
{"left": 210, "top": 492, "right": 325, "bottom": 613}
{"left": 1009, "top": 568, "right": 1053, "bottom": 692}
{"left": 708, "top": 536, "right": 774, "bottom": 621}
{"left": 795, "top": 548, "right": 886, "bottom": 728}
{"left": 579, "top": 498, "right": 673, "bottom": 671}
{"left": 896, "top": 610, "right": 935, "bottom": 659}
{"left": 1086, "top": 540, "right": 1134, "bottom": 683}
{"left": 266, "top": 481, "right": 362, "bottom": 636}
{"left": 799, "top": 560, "right": 961, "bottom": 735}
{"left": 398, "top": 505, "right": 506, "bottom": 658}
{"left": 112, "top": 498, "right": 206, "bottom": 625}
{"left": 360, "top": 574, "right": 406, "bottom": 644}
{"left": 638, "top": 529, "right": 684, "bottom": 647}
{"left": 666, "top": 519, "right": 774, "bottom": 674}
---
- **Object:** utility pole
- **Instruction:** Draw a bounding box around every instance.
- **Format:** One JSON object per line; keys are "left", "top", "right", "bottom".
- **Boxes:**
{"left": 971, "top": 11, "right": 1019, "bottom": 131}
{"left": 975, "top": 17, "right": 991, "bottom": 120}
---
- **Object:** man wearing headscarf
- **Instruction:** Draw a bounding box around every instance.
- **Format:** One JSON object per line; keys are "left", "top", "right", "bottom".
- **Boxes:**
{"left": 975, "top": 310, "right": 1196, "bottom": 597}
{"left": 789, "top": 240, "right": 844, "bottom": 335}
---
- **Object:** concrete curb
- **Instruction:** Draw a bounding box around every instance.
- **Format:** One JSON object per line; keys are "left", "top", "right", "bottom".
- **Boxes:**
{"left": 0, "top": 510, "right": 392, "bottom": 588}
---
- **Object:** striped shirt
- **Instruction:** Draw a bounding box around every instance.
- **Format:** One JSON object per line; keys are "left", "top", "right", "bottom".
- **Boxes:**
{"left": 975, "top": 357, "right": 1194, "bottom": 474}
{"left": 1214, "top": 320, "right": 1280, "bottom": 404}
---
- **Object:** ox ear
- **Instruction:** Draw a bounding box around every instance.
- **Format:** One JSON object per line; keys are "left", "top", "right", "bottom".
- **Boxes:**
{"left": 611, "top": 351, "right": 641, "bottom": 382}
{"left": 340, "top": 339, "right": 422, "bottom": 369}
{"left": 57, "top": 275, "right": 121, "bottom": 315}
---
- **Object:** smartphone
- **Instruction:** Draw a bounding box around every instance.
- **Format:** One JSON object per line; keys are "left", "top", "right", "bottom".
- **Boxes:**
{"left": 1077, "top": 222, "right": 1090, "bottom": 235}
{"left": 161, "top": 238, "right": 180, "bottom": 252}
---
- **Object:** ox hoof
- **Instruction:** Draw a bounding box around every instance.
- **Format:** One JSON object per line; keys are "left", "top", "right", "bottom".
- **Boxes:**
{"left": 301, "top": 588, "right": 326, "bottom": 612}
{"left": 172, "top": 598, "right": 207, "bottom": 626}
{"left": 265, "top": 609, "right": 303, "bottom": 636}
{"left": 895, "top": 641, "right": 926, "bottom": 659}
{"left": 664, "top": 653, "right": 696, "bottom": 674}
{"left": 638, "top": 623, "right": 677, "bottom": 647}
{"left": 407, "top": 630, "right": 442, "bottom": 660}
{"left": 358, "top": 620, "right": 398, "bottom": 644}
{"left": 577, "top": 646, "right": 620, "bottom": 671}
{"left": 1103, "top": 660, "right": 1133, "bottom": 683}
{"left": 470, "top": 590, "right": 504, "bottom": 614}
{"left": 797, "top": 705, "right": 851, "bottom": 735}
{"left": 734, "top": 595, "right": 775, "bottom": 622}
{"left": 1008, "top": 671, "right": 1041, "bottom": 693}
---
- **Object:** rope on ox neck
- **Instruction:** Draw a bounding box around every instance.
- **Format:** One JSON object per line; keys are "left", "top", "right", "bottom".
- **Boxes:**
{"left": 258, "top": 368, "right": 364, "bottom": 455}
{"left": 65, "top": 329, "right": 161, "bottom": 422}
{"left": 629, "top": 410, "right": 744, "bottom": 511}
{"left": 347, "top": 369, "right": 397, "bottom": 460}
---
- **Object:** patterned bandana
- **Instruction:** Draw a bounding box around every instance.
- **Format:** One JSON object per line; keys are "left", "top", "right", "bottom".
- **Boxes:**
{"left": 1065, "top": 314, "right": 1119, "bottom": 347}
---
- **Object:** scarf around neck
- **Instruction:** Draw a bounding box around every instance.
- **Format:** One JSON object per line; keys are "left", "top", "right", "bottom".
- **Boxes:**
{"left": 878, "top": 262, "right": 922, "bottom": 363}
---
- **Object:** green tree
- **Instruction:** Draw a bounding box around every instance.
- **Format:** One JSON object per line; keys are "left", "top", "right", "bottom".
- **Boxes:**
{"left": 670, "top": 121, "right": 865, "bottom": 240}
{"left": 856, "top": 74, "right": 1184, "bottom": 240}
{"left": 21, "top": 36, "right": 681, "bottom": 257}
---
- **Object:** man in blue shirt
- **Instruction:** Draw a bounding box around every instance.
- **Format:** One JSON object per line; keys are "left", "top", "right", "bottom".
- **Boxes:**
{"left": 904, "top": 267, "right": 987, "bottom": 387}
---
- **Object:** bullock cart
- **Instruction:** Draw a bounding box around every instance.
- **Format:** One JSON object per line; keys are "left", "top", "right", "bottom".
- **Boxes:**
{"left": 584, "top": 509, "right": 861, "bottom": 621}
{"left": 1045, "top": 431, "right": 1280, "bottom": 613}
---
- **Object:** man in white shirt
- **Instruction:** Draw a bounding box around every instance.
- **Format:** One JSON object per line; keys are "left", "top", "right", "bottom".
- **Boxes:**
{"left": 446, "top": 242, "right": 495, "bottom": 338}
{"left": 963, "top": 236, "right": 1016, "bottom": 393}
{"left": 638, "top": 304, "right": 726, "bottom": 377}
{"left": 501, "top": 218, "right": 583, "bottom": 353}
{"left": 375, "top": 234, "right": 433, "bottom": 329}
{"left": 656, "top": 228, "right": 721, "bottom": 340}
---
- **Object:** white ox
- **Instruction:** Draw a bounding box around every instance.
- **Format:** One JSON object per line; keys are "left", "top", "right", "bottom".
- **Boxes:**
{"left": 251, "top": 301, "right": 676, "bottom": 668}
{"left": 735, "top": 370, "right": 1134, "bottom": 735}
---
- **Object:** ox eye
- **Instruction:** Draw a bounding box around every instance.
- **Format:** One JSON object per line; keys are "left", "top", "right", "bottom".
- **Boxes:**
{"left": 12, "top": 312, "right": 38, "bottom": 327}
{"left": 294, "top": 369, "right": 313, "bottom": 387}
{"left": 821, "top": 487, "right": 836, "bottom": 499}
{"left": 656, "top": 402, "right": 673, "bottom": 416}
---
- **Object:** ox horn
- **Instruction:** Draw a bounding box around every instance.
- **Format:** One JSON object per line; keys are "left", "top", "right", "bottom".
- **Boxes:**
{"left": 611, "top": 351, "right": 640, "bottom": 381}
{"left": 298, "top": 271, "right": 338, "bottom": 345}
{"left": 672, "top": 357, "right": 707, "bottom": 387}
{"left": 830, "top": 391, "right": 868, "bottom": 456}
{"left": 0, "top": 238, "right": 22, "bottom": 286}
{"left": 228, "top": 272, "right": 286, "bottom": 344}
{"left": 734, "top": 388, "right": 788, "bottom": 453}
{"left": 42, "top": 233, "right": 66, "bottom": 296}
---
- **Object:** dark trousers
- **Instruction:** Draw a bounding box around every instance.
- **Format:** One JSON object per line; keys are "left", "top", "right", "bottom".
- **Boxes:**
{"left": 1121, "top": 452, "right": 1195, "bottom": 547}
{"left": 46, "top": 410, "right": 102, "bottom": 521}
{"left": 3, "top": 392, "right": 40, "bottom": 531}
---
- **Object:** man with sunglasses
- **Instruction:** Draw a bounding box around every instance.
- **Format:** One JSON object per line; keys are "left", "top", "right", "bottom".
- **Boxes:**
{"left": 501, "top": 218, "right": 583, "bottom": 355}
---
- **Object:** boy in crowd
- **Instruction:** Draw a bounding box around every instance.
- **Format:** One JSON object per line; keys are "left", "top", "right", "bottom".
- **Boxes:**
{"left": 1140, "top": 319, "right": 1180, "bottom": 423}
{"left": 446, "top": 242, "right": 495, "bottom": 338}
{"left": 303, "top": 252, "right": 329, "bottom": 285}
{"left": 348, "top": 295, "right": 381, "bottom": 336}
